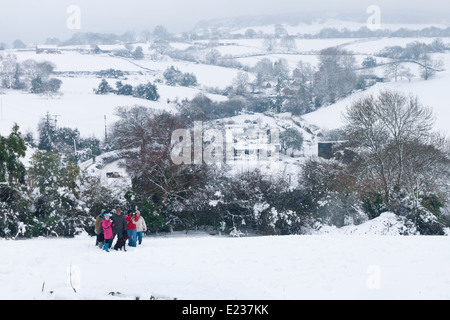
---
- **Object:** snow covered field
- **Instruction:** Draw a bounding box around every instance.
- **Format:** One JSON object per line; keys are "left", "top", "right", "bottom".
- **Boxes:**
{"left": 1, "top": 228, "right": 449, "bottom": 300}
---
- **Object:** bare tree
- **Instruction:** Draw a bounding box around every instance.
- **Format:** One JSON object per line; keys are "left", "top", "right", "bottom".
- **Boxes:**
{"left": 314, "top": 47, "right": 357, "bottom": 105}
{"left": 280, "top": 35, "right": 297, "bottom": 52}
{"left": 280, "top": 128, "right": 304, "bottom": 156}
{"left": 418, "top": 52, "right": 443, "bottom": 80}
{"left": 343, "top": 90, "right": 448, "bottom": 209}
{"left": 382, "top": 46, "right": 404, "bottom": 82}
{"left": 263, "top": 37, "right": 278, "bottom": 52}
{"left": 1, "top": 54, "right": 18, "bottom": 89}
{"left": 232, "top": 72, "right": 249, "bottom": 96}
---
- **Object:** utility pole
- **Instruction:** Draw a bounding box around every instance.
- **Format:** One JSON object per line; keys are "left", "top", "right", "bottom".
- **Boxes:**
{"left": 46, "top": 112, "right": 52, "bottom": 127}
{"left": 73, "top": 138, "right": 77, "bottom": 154}
{"left": 104, "top": 115, "right": 108, "bottom": 143}
{"left": 52, "top": 115, "right": 61, "bottom": 130}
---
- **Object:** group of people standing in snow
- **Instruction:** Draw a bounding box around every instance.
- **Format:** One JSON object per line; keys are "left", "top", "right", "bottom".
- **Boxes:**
{"left": 94, "top": 207, "right": 147, "bottom": 252}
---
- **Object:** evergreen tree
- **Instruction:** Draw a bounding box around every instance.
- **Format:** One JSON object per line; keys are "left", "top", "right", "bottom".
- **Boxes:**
{"left": 132, "top": 46, "right": 144, "bottom": 60}
{"left": 95, "top": 79, "right": 114, "bottom": 94}
{"left": 116, "top": 81, "right": 133, "bottom": 96}
{"left": 0, "top": 125, "right": 31, "bottom": 239}
{"left": 37, "top": 115, "right": 56, "bottom": 152}
{"left": 163, "top": 66, "right": 183, "bottom": 86}
{"left": 180, "top": 73, "right": 198, "bottom": 87}
{"left": 30, "top": 76, "right": 44, "bottom": 94}
{"left": 0, "top": 124, "right": 27, "bottom": 185}
{"left": 134, "top": 82, "right": 159, "bottom": 101}
{"left": 28, "top": 151, "right": 91, "bottom": 237}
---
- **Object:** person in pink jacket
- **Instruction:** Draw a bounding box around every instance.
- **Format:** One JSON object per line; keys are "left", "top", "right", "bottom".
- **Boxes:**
{"left": 102, "top": 213, "right": 114, "bottom": 252}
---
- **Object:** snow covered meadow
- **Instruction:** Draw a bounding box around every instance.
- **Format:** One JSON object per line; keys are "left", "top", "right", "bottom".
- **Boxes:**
{"left": 1, "top": 219, "right": 450, "bottom": 300}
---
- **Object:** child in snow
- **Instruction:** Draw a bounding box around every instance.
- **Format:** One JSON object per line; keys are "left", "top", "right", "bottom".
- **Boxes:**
{"left": 136, "top": 210, "right": 147, "bottom": 245}
{"left": 102, "top": 213, "right": 114, "bottom": 252}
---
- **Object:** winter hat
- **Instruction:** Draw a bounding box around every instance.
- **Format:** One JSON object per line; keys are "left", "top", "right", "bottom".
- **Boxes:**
{"left": 103, "top": 213, "right": 111, "bottom": 219}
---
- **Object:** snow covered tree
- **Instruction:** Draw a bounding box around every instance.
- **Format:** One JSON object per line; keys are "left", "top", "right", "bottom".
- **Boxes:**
{"left": 314, "top": 48, "right": 357, "bottom": 105}
{"left": 273, "top": 58, "right": 290, "bottom": 80}
{"left": 30, "top": 75, "right": 62, "bottom": 97}
{"left": 116, "top": 81, "right": 133, "bottom": 96}
{"left": 362, "top": 56, "right": 377, "bottom": 68}
{"left": 382, "top": 46, "right": 405, "bottom": 82}
{"left": 214, "top": 170, "right": 302, "bottom": 235}
{"left": 37, "top": 115, "right": 57, "bottom": 152}
{"left": 1, "top": 54, "right": 19, "bottom": 89}
{"left": 0, "top": 124, "right": 26, "bottom": 185}
{"left": 153, "top": 25, "right": 172, "bottom": 40}
{"left": 254, "top": 58, "right": 275, "bottom": 81}
{"left": 418, "top": 52, "right": 443, "bottom": 80}
{"left": 280, "top": 35, "right": 297, "bottom": 52}
{"left": 280, "top": 128, "right": 304, "bottom": 156}
{"left": 300, "top": 157, "right": 364, "bottom": 227}
{"left": 263, "top": 37, "right": 278, "bottom": 52}
{"left": 205, "top": 49, "right": 222, "bottom": 65}
{"left": 232, "top": 72, "right": 249, "bottom": 96}
{"left": 163, "top": 66, "right": 197, "bottom": 87}
{"left": 293, "top": 61, "right": 315, "bottom": 84}
{"left": 28, "top": 151, "right": 90, "bottom": 237}
{"left": 134, "top": 82, "right": 160, "bottom": 101}
{"left": 163, "top": 66, "right": 182, "bottom": 86}
{"left": 343, "top": 90, "right": 450, "bottom": 232}
{"left": 274, "top": 24, "right": 288, "bottom": 38}
{"left": 150, "top": 39, "right": 171, "bottom": 56}
{"left": 132, "top": 46, "right": 144, "bottom": 60}
{"left": 113, "top": 106, "right": 211, "bottom": 231}
{"left": 180, "top": 73, "right": 198, "bottom": 87}
{"left": 30, "top": 75, "right": 44, "bottom": 94}
{"left": 43, "top": 78, "right": 62, "bottom": 98}
{"left": 95, "top": 79, "right": 114, "bottom": 94}
{"left": 13, "top": 39, "right": 26, "bottom": 49}
{"left": 0, "top": 125, "right": 33, "bottom": 239}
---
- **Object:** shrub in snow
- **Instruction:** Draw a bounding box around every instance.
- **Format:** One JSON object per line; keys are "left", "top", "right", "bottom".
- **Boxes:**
{"left": 163, "top": 66, "right": 198, "bottom": 87}
{"left": 229, "top": 227, "right": 245, "bottom": 238}
{"left": 95, "top": 79, "right": 114, "bottom": 94}
{"left": 337, "top": 212, "right": 418, "bottom": 236}
{"left": 27, "top": 151, "right": 93, "bottom": 237}
{"left": 300, "top": 157, "right": 367, "bottom": 228}
{"left": 95, "top": 80, "right": 160, "bottom": 101}
{"left": 134, "top": 82, "right": 160, "bottom": 101}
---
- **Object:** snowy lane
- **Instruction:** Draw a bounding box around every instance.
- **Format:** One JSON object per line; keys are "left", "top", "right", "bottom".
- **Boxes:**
{"left": 0, "top": 234, "right": 449, "bottom": 300}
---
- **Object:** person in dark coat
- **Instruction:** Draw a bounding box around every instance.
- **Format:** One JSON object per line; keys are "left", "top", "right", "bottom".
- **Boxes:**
{"left": 95, "top": 210, "right": 106, "bottom": 249}
{"left": 111, "top": 206, "right": 127, "bottom": 240}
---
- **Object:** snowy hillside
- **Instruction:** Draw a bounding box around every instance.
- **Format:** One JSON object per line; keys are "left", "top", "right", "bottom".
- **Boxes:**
{"left": 1, "top": 22, "right": 449, "bottom": 139}
{"left": 302, "top": 56, "right": 450, "bottom": 134}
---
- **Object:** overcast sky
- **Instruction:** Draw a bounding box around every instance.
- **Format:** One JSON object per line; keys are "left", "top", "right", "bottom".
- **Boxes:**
{"left": 1, "top": 0, "right": 449, "bottom": 44}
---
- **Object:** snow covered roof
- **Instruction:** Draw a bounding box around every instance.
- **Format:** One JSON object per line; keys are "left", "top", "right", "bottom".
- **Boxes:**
{"left": 36, "top": 45, "right": 59, "bottom": 49}
{"left": 96, "top": 45, "right": 128, "bottom": 52}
